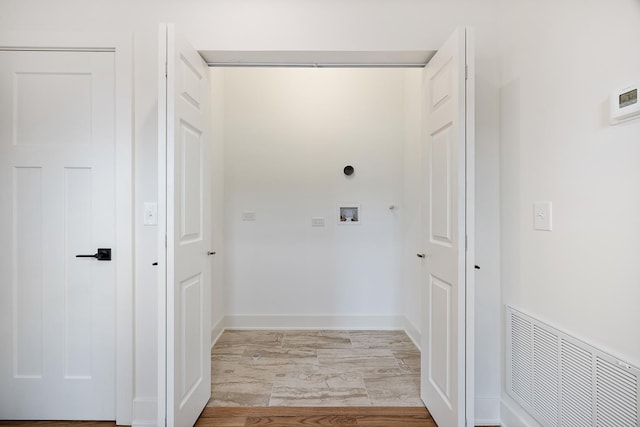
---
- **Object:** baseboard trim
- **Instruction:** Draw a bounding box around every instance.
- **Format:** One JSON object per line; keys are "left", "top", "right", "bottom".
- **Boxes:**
{"left": 401, "top": 318, "right": 421, "bottom": 351}
{"left": 501, "top": 395, "right": 541, "bottom": 427}
{"left": 131, "top": 397, "right": 156, "bottom": 427}
{"left": 223, "top": 315, "right": 409, "bottom": 330}
{"left": 476, "top": 418, "right": 503, "bottom": 426}
{"left": 474, "top": 396, "right": 500, "bottom": 425}
{"left": 210, "top": 317, "right": 225, "bottom": 349}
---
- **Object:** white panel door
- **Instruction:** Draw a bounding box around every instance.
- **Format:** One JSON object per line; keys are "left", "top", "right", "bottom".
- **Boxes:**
{"left": 0, "top": 51, "right": 116, "bottom": 419}
{"left": 163, "top": 25, "right": 212, "bottom": 427}
{"left": 420, "top": 28, "right": 471, "bottom": 427}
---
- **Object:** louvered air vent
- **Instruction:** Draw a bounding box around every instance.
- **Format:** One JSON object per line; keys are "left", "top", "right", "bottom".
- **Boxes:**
{"left": 506, "top": 306, "right": 640, "bottom": 427}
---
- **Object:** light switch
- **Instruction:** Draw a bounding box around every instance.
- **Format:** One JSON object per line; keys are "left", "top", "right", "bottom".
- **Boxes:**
{"left": 144, "top": 202, "right": 157, "bottom": 226}
{"left": 242, "top": 211, "right": 256, "bottom": 221}
{"left": 311, "top": 217, "right": 325, "bottom": 227}
{"left": 534, "top": 201, "right": 552, "bottom": 231}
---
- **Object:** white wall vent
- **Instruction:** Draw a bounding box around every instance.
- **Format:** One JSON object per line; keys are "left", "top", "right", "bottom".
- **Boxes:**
{"left": 506, "top": 306, "right": 640, "bottom": 427}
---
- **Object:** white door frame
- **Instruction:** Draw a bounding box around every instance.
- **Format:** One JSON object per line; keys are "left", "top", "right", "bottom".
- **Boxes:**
{"left": 464, "top": 27, "right": 476, "bottom": 427}
{"left": 155, "top": 25, "right": 475, "bottom": 427}
{"left": 157, "top": 24, "right": 169, "bottom": 427}
{"left": 0, "top": 31, "right": 134, "bottom": 425}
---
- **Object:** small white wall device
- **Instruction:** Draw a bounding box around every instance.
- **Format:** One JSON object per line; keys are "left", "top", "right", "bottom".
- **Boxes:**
{"left": 610, "top": 82, "right": 639, "bottom": 124}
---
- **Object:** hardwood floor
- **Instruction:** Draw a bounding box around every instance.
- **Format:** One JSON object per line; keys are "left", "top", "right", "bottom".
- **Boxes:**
{"left": 195, "top": 406, "right": 437, "bottom": 426}
{"left": 0, "top": 407, "right": 436, "bottom": 427}
{"left": 0, "top": 408, "right": 501, "bottom": 427}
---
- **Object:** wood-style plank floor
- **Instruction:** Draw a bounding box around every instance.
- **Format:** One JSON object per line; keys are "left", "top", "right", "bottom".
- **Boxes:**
{"left": 196, "top": 406, "right": 437, "bottom": 426}
{"left": 0, "top": 407, "right": 437, "bottom": 427}
{"left": 0, "top": 408, "right": 500, "bottom": 426}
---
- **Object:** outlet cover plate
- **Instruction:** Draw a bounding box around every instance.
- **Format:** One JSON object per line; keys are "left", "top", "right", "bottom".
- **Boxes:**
{"left": 242, "top": 211, "right": 256, "bottom": 221}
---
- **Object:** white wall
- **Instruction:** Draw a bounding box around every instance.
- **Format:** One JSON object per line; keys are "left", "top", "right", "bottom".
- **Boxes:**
{"left": 210, "top": 69, "right": 227, "bottom": 340}
{"left": 499, "top": 0, "right": 640, "bottom": 424}
{"left": 221, "top": 68, "right": 407, "bottom": 321}
{"left": 474, "top": 58, "right": 503, "bottom": 425}
{"left": 400, "top": 69, "right": 424, "bottom": 339}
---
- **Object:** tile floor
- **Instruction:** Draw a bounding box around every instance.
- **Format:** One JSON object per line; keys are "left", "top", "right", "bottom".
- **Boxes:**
{"left": 208, "top": 330, "right": 422, "bottom": 407}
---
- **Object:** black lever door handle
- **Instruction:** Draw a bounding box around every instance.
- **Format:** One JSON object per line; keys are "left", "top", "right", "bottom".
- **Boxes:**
{"left": 76, "top": 248, "right": 111, "bottom": 261}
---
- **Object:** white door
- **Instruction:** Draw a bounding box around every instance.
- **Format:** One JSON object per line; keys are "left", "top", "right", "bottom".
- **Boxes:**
{"left": 0, "top": 51, "right": 116, "bottom": 419}
{"left": 420, "top": 28, "right": 473, "bottom": 427}
{"left": 161, "top": 24, "right": 212, "bottom": 427}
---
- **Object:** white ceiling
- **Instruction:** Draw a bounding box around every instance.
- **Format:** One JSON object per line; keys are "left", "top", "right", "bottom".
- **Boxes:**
{"left": 199, "top": 50, "right": 436, "bottom": 67}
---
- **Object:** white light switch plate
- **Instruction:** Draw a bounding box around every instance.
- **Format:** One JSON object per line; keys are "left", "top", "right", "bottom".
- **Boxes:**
{"left": 311, "top": 217, "right": 325, "bottom": 227}
{"left": 144, "top": 202, "right": 158, "bottom": 226}
{"left": 534, "top": 201, "right": 552, "bottom": 231}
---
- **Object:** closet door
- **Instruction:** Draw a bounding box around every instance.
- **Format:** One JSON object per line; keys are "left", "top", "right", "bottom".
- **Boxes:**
{"left": 160, "top": 23, "right": 212, "bottom": 427}
{"left": 0, "top": 50, "right": 116, "bottom": 420}
{"left": 419, "top": 27, "right": 474, "bottom": 427}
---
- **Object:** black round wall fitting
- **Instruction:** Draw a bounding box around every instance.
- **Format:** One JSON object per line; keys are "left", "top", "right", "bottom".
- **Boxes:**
{"left": 343, "top": 165, "right": 354, "bottom": 176}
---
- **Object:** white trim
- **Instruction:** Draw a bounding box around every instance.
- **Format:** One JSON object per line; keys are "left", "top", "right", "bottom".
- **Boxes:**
{"left": 223, "top": 315, "right": 409, "bottom": 330}
{"left": 0, "top": 31, "right": 126, "bottom": 50}
{"left": 0, "top": 30, "right": 134, "bottom": 426}
{"left": 207, "top": 62, "right": 427, "bottom": 68}
{"left": 210, "top": 318, "right": 225, "bottom": 349}
{"left": 475, "top": 397, "right": 501, "bottom": 426}
{"left": 132, "top": 398, "right": 157, "bottom": 427}
{"left": 156, "top": 23, "right": 169, "bottom": 427}
{"left": 114, "top": 32, "right": 134, "bottom": 427}
{"left": 464, "top": 26, "right": 477, "bottom": 427}
{"left": 0, "top": 47, "right": 115, "bottom": 52}
{"left": 402, "top": 317, "right": 422, "bottom": 351}
{"left": 501, "top": 395, "right": 541, "bottom": 427}
{"left": 214, "top": 315, "right": 421, "bottom": 347}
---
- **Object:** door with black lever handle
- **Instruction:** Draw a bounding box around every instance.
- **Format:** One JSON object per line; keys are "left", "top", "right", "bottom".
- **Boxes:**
{"left": 76, "top": 248, "right": 112, "bottom": 261}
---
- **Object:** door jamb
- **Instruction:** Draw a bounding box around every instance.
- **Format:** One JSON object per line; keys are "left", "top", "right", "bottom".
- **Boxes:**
{"left": 0, "top": 31, "right": 134, "bottom": 425}
{"left": 155, "top": 24, "right": 476, "bottom": 427}
{"left": 464, "top": 26, "right": 476, "bottom": 427}
{"left": 157, "top": 22, "right": 169, "bottom": 427}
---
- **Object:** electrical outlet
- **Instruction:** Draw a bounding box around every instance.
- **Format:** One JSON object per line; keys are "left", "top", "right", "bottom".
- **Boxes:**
{"left": 242, "top": 211, "right": 256, "bottom": 221}
{"left": 311, "top": 217, "right": 325, "bottom": 227}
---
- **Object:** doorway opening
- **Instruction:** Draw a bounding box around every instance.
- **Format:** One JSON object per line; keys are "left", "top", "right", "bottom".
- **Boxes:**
{"left": 205, "top": 63, "right": 427, "bottom": 408}
{"left": 160, "top": 24, "right": 473, "bottom": 426}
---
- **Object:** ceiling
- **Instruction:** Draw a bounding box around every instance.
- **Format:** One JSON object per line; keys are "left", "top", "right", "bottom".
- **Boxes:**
{"left": 199, "top": 50, "right": 436, "bottom": 68}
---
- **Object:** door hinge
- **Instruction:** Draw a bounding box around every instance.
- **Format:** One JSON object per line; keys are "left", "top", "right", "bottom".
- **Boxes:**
{"left": 165, "top": 61, "right": 168, "bottom": 78}
{"left": 465, "top": 234, "right": 468, "bottom": 251}
{"left": 465, "top": 64, "right": 468, "bottom": 80}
